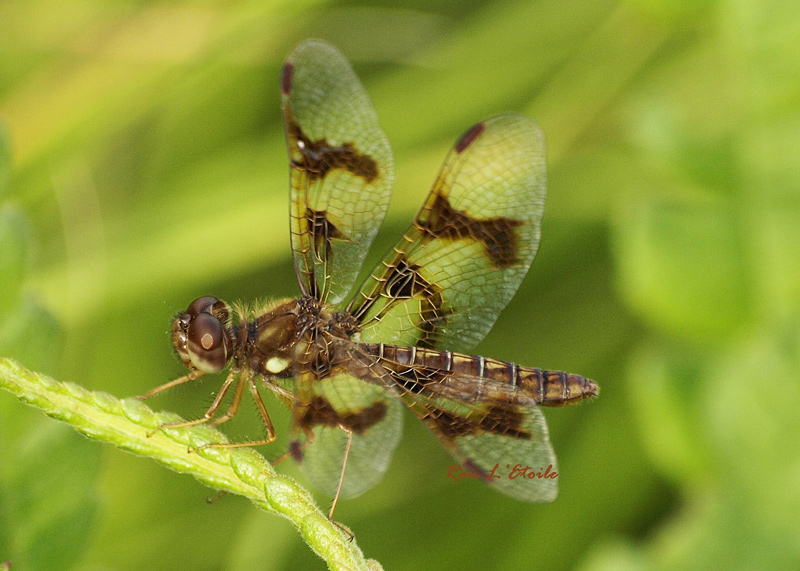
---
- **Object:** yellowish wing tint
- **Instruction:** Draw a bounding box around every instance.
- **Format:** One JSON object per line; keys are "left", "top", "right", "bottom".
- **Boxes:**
{"left": 282, "top": 40, "right": 394, "bottom": 304}
{"left": 350, "top": 114, "right": 546, "bottom": 352}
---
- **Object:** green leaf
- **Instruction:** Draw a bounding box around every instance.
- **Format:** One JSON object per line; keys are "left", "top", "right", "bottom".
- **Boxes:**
{"left": 0, "top": 358, "right": 382, "bottom": 571}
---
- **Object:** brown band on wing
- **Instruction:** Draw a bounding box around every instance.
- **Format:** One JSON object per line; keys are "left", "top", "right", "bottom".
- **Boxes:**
{"left": 297, "top": 395, "right": 388, "bottom": 435}
{"left": 425, "top": 404, "right": 531, "bottom": 441}
{"left": 360, "top": 259, "right": 450, "bottom": 348}
{"left": 289, "top": 440, "right": 304, "bottom": 462}
{"left": 287, "top": 120, "right": 379, "bottom": 183}
{"left": 281, "top": 62, "right": 294, "bottom": 95}
{"left": 306, "top": 206, "right": 348, "bottom": 262}
{"left": 418, "top": 193, "right": 525, "bottom": 269}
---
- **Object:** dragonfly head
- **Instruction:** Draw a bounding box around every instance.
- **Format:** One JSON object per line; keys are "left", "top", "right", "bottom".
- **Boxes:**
{"left": 172, "top": 296, "right": 233, "bottom": 374}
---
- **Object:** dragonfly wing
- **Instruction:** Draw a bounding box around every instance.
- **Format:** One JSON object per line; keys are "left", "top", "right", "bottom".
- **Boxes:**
{"left": 350, "top": 114, "right": 546, "bottom": 352}
{"left": 289, "top": 338, "right": 402, "bottom": 499}
{"left": 424, "top": 397, "right": 557, "bottom": 502}
{"left": 282, "top": 40, "right": 394, "bottom": 304}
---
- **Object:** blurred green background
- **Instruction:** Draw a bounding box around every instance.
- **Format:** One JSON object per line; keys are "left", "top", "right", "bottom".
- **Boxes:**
{"left": 1, "top": 0, "right": 798, "bottom": 569}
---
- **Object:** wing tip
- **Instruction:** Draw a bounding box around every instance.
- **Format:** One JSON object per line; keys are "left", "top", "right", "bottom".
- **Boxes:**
{"left": 455, "top": 121, "right": 487, "bottom": 153}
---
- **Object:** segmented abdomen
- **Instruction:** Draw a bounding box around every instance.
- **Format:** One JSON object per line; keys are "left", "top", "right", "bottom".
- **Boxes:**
{"left": 362, "top": 343, "right": 598, "bottom": 406}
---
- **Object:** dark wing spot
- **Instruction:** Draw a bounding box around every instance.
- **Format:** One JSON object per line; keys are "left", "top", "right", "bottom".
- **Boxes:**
{"left": 306, "top": 207, "right": 348, "bottom": 262}
{"left": 389, "top": 365, "right": 429, "bottom": 394}
{"left": 281, "top": 62, "right": 294, "bottom": 95}
{"left": 455, "top": 121, "right": 486, "bottom": 153}
{"left": 381, "top": 260, "right": 450, "bottom": 348}
{"left": 419, "top": 193, "right": 525, "bottom": 269}
{"left": 429, "top": 408, "right": 476, "bottom": 440}
{"left": 297, "top": 396, "right": 387, "bottom": 435}
{"left": 287, "top": 120, "right": 379, "bottom": 183}
{"left": 483, "top": 405, "right": 529, "bottom": 438}
{"left": 427, "top": 404, "right": 531, "bottom": 441}
{"left": 384, "top": 259, "right": 426, "bottom": 299}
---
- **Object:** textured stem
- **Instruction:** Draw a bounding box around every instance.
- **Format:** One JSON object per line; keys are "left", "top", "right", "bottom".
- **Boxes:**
{"left": 0, "top": 357, "right": 381, "bottom": 571}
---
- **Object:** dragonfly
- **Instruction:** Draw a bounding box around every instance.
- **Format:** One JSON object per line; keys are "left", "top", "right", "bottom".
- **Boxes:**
{"left": 140, "top": 39, "right": 598, "bottom": 516}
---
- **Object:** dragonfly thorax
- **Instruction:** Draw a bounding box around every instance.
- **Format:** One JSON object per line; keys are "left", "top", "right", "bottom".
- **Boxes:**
{"left": 248, "top": 298, "right": 303, "bottom": 377}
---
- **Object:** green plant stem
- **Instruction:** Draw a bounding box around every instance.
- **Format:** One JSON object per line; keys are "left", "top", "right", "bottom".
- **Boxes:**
{"left": 0, "top": 357, "right": 381, "bottom": 571}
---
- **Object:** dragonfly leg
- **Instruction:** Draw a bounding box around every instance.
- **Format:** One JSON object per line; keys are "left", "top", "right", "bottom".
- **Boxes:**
{"left": 329, "top": 428, "right": 354, "bottom": 521}
{"left": 136, "top": 369, "right": 204, "bottom": 400}
{"left": 191, "top": 375, "right": 279, "bottom": 451}
{"left": 209, "top": 372, "right": 247, "bottom": 427}
{"left": 247, "top": 375, "right": 277, "bottom": 441}
{"left": 156, "top": 369, "right": 238, "bottom": 433}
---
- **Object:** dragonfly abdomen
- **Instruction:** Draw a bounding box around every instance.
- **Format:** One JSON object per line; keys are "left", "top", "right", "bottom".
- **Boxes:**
{"left": 364, "top": 343, "right": 598, "bottom": 406}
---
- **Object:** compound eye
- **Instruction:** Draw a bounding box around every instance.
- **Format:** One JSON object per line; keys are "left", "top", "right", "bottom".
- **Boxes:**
{"left": 186, "top": 296, "right": 220, "bottom": 317}
{"left": 187, "top": 312, "right": 228, "bottom": 373}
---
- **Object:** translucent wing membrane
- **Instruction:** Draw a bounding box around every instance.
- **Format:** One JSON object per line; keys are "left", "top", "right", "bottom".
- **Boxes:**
{"left": 282, "top": 40, "right": 394, "bottom": 304}
{"left": 359, "top": 344, "right": 597, "bottom": 502}
{"left": 289, "top": 338, "right": 403, "bottom": 499}
{"left": 349, "top": 114, "right": 546, "bottom": 353}
{"left": 449, "top": 408, "right": 557, "bottom": 502}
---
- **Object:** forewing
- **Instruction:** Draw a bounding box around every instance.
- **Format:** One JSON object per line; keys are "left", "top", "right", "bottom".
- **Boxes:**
{"left": 349, "top": 114, "right": 546, "bottom": 352}
{"left": 289, "top": 340, "right": 402, "bottom": 499}
{"left": 282, "top": 40, "right": 394, "bottom": 304}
